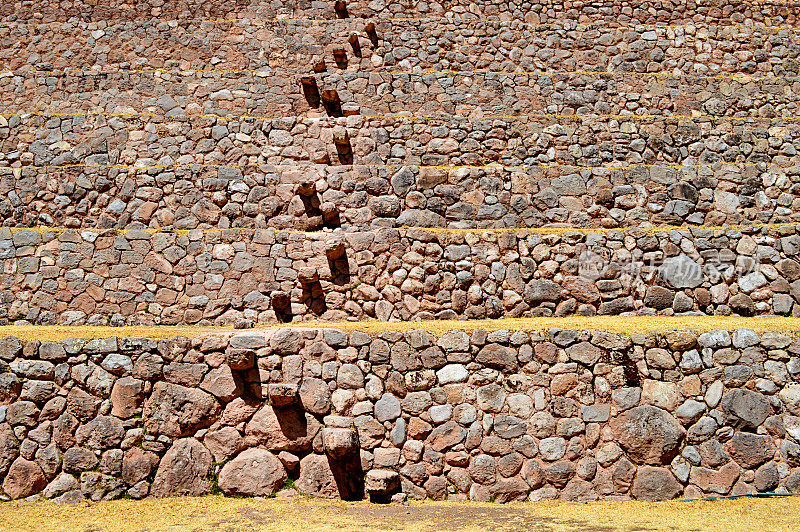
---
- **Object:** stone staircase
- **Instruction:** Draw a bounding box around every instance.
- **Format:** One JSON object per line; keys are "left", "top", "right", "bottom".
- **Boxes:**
{"left": 2, "top": 0, "right": 800, "bottom": 507}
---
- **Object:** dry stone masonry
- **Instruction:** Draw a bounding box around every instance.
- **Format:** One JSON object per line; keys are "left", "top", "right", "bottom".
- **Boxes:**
{"left": 4, "top": 224, "right": 800, "bottom": 326}
{"left": 1, "top": 327, "right": 800, "bottom": 502}
{"left": 3, "top": 0, "right": 800, "bottom": 504}
{"left": 2, "top": 0, "right": 800, "bottom": 25}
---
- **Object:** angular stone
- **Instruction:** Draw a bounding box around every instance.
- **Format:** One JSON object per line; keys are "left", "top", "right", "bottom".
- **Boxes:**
{"left": 725, "top": 432, "right": 775, "bottom": 469}
{"left": 62, "top": 447, "right": 98, "bottom": 473}
{"left": 218, "top": 448, "right": 287, "bottom": 496}
{"left": 226, "top": 349, "right": 255, "bottom": 371}
{"left": 562, "top": 276, "right": 601, "bottom": 303}
{"left": 0, "top": 373, "right": 21, "bottom": 405}
{"left": 66, "top": 387, "right": 101, "bottom": 421}
{"left": 80, "top": 472, "right": 124, "bottom": 501}
{"left": 43, "top": 472, "right": 79, "bottom": 499}
{"left": 75, "top": 416, "right": 125, "bottom": 449}
{"left": 245, "top": 405, "right": 321, "bottom": 452}
{"left": 524, "top": 279, "right": 561, "bottom": 303}
{"left": 349, "top": 414, "right": 382, "bottom": 447}
{"left": 437, "top": 331, "right": 470, "bottom": 352}
{"left": 122, "top": 447, "right": 159, "bottom": 486}
{"left": 689, "top": 462, "right": 740, "bottom": 495}
{"left": 144, "top": 382, "right": 220, "bottom": 437}
{"left": 566, "top": 342, "right": 602, "bottom": 365}
{"left": 0, "top": 423, "right": 20, "bottom": 477}
{"left": 151, "top": 439, "right": 213, "bottom": 497}
{"left": 110, "top": 377, "right": 144, "bottom": 418}
{"left": 732, "top": 328, "right": 760, "bottom": 348}
{"left": 780, "top": 384, "right": 800, "bottom": 416}
{"left": 200, "top": 365, "right": 242, "bottom": 402}
{"left": 322, "top": 428, "right": 359, "bottom": 458}
{"left": 641, "top": 380, "right": 679, "bottom": 411}
{"left": 299, "top": 378, "right": 331, "bottom": 415}
{"left": 337, "top": 364, "right": 365, "bottom": 388}
{"left": 2, "top": 457, "right": 46, "bottom": 499}
{"left": 204, "top": 427, "right": 244, "bottom": 462}
{"left": 721, "top": 389, "right": 770, "bottom": 431}
{"left": 270, "top": 328, "right": 303, "bottom": 354}
{"left": 268, "top": 383, "right": 299, "bottom": 406}
{"left": 611, "top": 405, "right": 685, "bottom": 465}
{"left": 582, "top": 405, "right": 610, "bottom": 422}
{"left": 476, "top": 344, "right": 518, "bottom": 372}
{"left": 365, "top": 469, "right": 399, "bottom": 495}
{"left": 628, "top": 466, "right": 681, "bottom": 501}
{"left": 296, "top": 454, "right": 360, "bottom": 499}
{"left": 428, "top": 421, "right": 466, "bottom": 452}
{"left": 469, "top": 454, "right": 497, "bottom": 484}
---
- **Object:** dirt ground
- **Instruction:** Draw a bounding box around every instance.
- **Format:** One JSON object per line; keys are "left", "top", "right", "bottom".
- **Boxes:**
{"left": 0, "top": 495, "right": 796, "bottom": 532}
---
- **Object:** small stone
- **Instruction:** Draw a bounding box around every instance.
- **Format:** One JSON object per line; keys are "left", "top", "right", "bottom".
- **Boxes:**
{"left": 732, "top": 329, "right": 759, "bottom": 349}
{"left": 661, "top": 255, "right": 703, "bottom": 289}
{"left": 43, "top": 473, "right": 79, "bottom": 499}
{"left": 436, "top": 364, "right": 468, "bottom": 384}
{"left": 299, "top": 378, "right": 331, "bottom": 415}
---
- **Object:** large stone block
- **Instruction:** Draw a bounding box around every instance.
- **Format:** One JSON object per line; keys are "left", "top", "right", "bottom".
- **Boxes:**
{"left": 151, "top": 439, "right": 213, "bottom": 497}
{"left": 218, "top": 448, "right": 287, "bottom": 496}
{"left": 611, "top": 405, "right": 684, "bottom": 465}
{"left": 144, "top": 382, "right": 220, "bottom": 437}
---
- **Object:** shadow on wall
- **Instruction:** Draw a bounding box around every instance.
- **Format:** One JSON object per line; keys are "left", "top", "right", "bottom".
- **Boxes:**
{"left": 329, "top": 452, "right": 365, "bottom": 501}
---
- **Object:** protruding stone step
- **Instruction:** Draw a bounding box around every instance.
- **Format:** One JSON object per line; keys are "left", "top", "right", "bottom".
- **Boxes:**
{"left": 365, "top": 469, "right": 400, "bottom": 500}
{"left": 267, "top": 383, "right": 299, "bottom": 406}
{"left": 322, "top": 427, "right": 359, "bottom": 458}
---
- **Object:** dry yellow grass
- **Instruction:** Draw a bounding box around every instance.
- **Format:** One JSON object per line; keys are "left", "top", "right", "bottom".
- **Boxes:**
{"left": 0, "top": 495, "right": 796, "bottom": 532}
{"left": 2, "top": 316, "right": 800, "bottom": 341}
{"left": 7, "top": 219, "right": 798, "bottom": 237}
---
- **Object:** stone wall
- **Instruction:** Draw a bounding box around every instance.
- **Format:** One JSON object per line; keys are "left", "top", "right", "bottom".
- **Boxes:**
{"left": 3, "top": 70, "right": 800, "bottom": 121}
{"left": 5, "top": 160, "right": 800, "bottom": 231}
{"left": 1, "top": 326, "right": 800, "bottom": 502}
{"left": 5, "top": 114, "right": 799, "bottom": 170}
{"left": 1, "top": 113, "right": 800, "bottom": 231}
{"left": 2, "top": 21, "right": 798, "bottom": 76}
{"left": 3, "top": 224, "right": 800, "bottom": 326}
{"left": 2, "top": 0, "right": 799, "bottom": 25}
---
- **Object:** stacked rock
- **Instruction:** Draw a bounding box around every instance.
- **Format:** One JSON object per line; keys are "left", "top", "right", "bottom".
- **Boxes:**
{"left": 1, "top": 328, "right": 800, "bottom": 502}
{"left": 1, "top": 0, "right": 800, "bottom": 504}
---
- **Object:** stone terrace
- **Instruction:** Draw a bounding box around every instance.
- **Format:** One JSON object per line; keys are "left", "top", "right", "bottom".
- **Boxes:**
{"left": 2, "top": 0, "right": 800, "bottom": 507}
